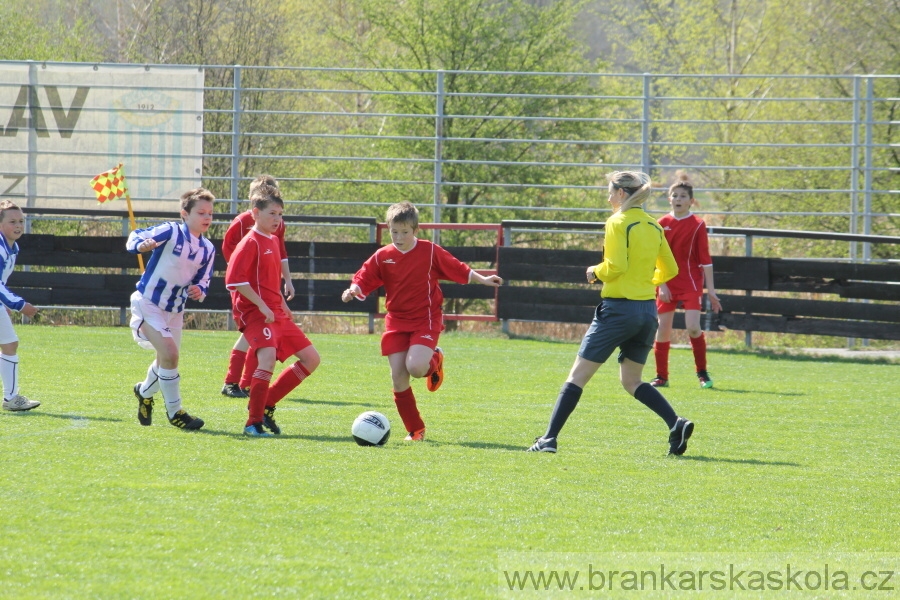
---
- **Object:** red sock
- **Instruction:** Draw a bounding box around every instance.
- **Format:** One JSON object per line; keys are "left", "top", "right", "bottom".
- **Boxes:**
{"left": 690, "top": 333, "right": 707, "bottom": 371}
{"left": 267, "top": 362, "right": 311, "bottom": 407}
{"left": 654, "top": 341, "right": 670, "bottom": 379}
{"left": 246, "top": 369, "right": 272, "bottom": 426}
{"left": 240, "top": 350, "right": 259, "bottom": 390}
{"left": 393, "top": 387, "right": 425, "bottom": 433}
{"left": 224, "top": 349, "right": 246, "bottom": 384}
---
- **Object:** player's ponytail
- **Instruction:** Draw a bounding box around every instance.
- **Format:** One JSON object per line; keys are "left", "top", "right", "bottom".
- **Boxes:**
{"left": 607, "top": 171, "right": 652, "bottom": 213}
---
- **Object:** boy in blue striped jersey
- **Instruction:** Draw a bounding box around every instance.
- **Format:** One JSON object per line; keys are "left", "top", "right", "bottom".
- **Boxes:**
{"left": 127, "top": 188, "right": 216, "bottom": 430}
{"left": 0, "top": 201, "right": 41, "bottom": 412}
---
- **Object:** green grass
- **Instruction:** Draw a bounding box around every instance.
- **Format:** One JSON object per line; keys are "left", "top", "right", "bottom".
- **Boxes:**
{"left": 1, "top": 327, "right": 897, "bottom": 598}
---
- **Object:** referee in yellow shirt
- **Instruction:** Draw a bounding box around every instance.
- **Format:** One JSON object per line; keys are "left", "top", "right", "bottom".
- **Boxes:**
{"left": 528, "top": 171, "right": 695, "bottom": 456}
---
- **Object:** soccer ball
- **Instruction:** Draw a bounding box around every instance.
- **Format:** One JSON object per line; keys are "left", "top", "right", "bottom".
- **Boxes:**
{"left": 351, "top": 411, "right": 391, "bottom": 446}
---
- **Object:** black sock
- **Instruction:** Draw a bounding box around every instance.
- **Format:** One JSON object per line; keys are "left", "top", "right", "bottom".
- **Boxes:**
{"left": 545, "top": 382, "right": 583, "bottom": 439}
{"left": 633, "top": 382, "right": 678, "bottom": 429}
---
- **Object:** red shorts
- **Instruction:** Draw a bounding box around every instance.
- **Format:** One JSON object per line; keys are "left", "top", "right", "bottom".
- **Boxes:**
{"left": 657, "top": 292, "right": 703, "bottom": 314}
{"left": 242, "top": 313, "right": 313, "bottom": 362}
{"left": 381, "top": 326, "right": 442, "bottom": 356}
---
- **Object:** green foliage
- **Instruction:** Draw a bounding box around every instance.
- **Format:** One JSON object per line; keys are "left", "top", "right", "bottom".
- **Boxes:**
{"left": 1, "top": 327, "right": 897, "bottom": 596}
{"left": 0, "top": 0, "right": 102, "bottom": 62}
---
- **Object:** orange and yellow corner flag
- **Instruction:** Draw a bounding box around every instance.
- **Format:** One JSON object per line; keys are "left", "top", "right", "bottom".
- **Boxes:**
{"left": 90, "top": 163, "right": 128, "bottom": 204}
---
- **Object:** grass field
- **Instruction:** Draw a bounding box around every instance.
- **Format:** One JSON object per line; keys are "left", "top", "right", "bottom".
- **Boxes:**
{"left": 1, "top": 326, "right": 897, "bottom": 599}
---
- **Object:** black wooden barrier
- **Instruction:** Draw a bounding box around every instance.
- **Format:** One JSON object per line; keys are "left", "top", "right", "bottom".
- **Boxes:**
{"left": 496, "top": 248, "right": 900, "bottom": 341}
{"left": 12, "top": 234, "right": 498, "bottom": 316}
{"left": 10, "top": 232, "right": 900, "bottom": 340}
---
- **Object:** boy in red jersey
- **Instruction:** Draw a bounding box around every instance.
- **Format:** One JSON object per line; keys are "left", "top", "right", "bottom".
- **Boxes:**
{"left": 225, "top": 186, "right": 320, "bottom": 436}
{"left": 341, "top": 202, "right": 502, "bottom": 441}
{"left": 651, "top": 172, "right": 722, "bottom": 389}
{"left": 220, "top": 175, "right": 295, "bottom": 399}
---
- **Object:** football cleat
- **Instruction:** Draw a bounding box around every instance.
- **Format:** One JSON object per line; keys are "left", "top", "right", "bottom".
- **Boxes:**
{"left": 134, "top": 384, "right": 153, "bottom": 426}
{"left": 668, "top": 417, "right": 694, "bottom": 456}
{"left": 168, "top": 409, "right": 204, "bottom": 430}
{"left": 244, "top": 422, "right": 273, "bottom": 437}
{"left": 650, "top": 376, "right": 669, "bottom": 388}
{"left": 526, "top": 436, "right": 557, "bottom": 453}
{"left": 263, "top": 405, "right": 281, "bottom": 435}
{"left": 696, "top": 370, "right": 713, "bottom": 389}
{"left": 426, "top": 347, "right": 444, "bottom": 392}
{"left": 404, "top": 428, "right": 426, "bottom": 441}
{"left": 221, "top": 382, "right": 248, "bottom": 398}
{"left": 2, "top": 394, "right": 40, "bottom": 412}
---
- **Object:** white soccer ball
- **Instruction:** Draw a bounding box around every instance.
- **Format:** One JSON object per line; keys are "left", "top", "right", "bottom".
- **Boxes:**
{"left": 351, "top": 411, "right": 391, "bottom": 446}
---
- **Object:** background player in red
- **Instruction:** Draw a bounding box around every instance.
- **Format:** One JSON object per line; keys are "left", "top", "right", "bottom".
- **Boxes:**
{"left": 220, "top": 175, "right": 295, "bottom": 398}
{"left": 225, "top": 186, "right": 319, "bottom": 436}
{"left": 341, "top": 202, "right": 502, "bottom": 441}
{"left": 651, "top": 172, "right": 722, "bottom": 389}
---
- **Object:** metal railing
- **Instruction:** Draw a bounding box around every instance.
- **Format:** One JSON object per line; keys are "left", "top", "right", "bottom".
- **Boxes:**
{"left": 2, "top": 62, "right": 897, "bottom": 249}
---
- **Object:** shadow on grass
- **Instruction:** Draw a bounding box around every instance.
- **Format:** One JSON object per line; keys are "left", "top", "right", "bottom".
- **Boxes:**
{"left": 713, "top": 347, "right": 899, "bottom": 366}
{"left": 4, "top": 411, "right": 125, "bottom": 423}
{"left": 430, "top": 440, "right": 528, "bottom": 451}
{"left": 674, "top": 454, "right": 802, "bottom": 467}
{"left": 708, "top": 388, "right": 804, "bottom": 396}
{"left": 282, "top": 396, "right": 372, "bottom": 407}
{"left": 195, "top": 428, "right": 351, "bottom": 443}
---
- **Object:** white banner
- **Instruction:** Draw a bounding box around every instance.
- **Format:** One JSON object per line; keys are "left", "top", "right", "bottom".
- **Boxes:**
{"left": 0, "top": 62, "right": 204, "bottom": 212}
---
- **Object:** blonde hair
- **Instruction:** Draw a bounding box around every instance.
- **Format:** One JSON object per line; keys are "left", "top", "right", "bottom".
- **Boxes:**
{"left": 385, "top": 202, "right": 419, "bottom": 229}
{"left": 249, "top": 174, "right": 278, "bottom": 200}
{"left": 606, "top": 171, "right": 652, "bottom": 212}
{"left": 0, "top": 199, "right": 22, "bottom": 221}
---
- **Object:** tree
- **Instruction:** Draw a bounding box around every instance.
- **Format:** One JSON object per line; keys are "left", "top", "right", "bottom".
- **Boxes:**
{"left": 0, "top": 0, "right": 102, "bottom": 62}
{"left": 594, "top": 0, "right": 900, "bottom": 257}
{"left": 318, "top": 0, "right": 613, "bottom": 231}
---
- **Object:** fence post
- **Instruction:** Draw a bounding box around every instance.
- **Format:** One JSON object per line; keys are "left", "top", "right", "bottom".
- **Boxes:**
{"left": 863, "top": 76, "right": 874, "bottom": 263}
{"left": 369, "top": 222, "right": 377, "bottom": 334}
{"left": 26, "top": 61, "right": 38, "bottom": 217}
{"left": 230, "top": 65, "right": 242, "bottom": 215}
{"left": 744, "top": 234, "right": 753, "bottom": 348}
{"left": 433, "top": 70, "right": 445, "bottom": 247}
{"left": 641, "top": 73, "right": 652, "bottom": 175}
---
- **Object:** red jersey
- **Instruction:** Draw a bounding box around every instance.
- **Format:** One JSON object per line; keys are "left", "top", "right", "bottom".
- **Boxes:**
{"left": 225, "top": 229, "right": 285, "bottom": 328}
{"left": 221, "top": 210, "right": 288, "bottom": 263}
{"left": 657, "top": 212, "right": 713, "bottom": 295}
{"left": 351, "top": 239, "right": 472, "bottom": 331}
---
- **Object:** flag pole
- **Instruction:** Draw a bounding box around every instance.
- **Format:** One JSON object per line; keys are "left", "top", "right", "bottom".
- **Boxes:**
{"left": 118, "top": 163, "right": 144, "bottom": 273}
{"left": 125, "top": 189, "right": 145, "bottom": 273}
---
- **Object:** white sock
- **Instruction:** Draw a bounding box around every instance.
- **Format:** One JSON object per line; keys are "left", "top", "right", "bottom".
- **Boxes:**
{"left": 157, "top": 367, "right": 182, "bottom": 418}
{"left": 139, "top": 361, "right": 160, "bottom": 398}
{"left": 0, "top": 354, "right": 19, "bottom": 400}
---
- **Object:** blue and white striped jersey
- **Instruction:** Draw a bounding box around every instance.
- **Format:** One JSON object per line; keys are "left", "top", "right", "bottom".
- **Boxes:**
{"left": 0, "top": 239, "right": 25, "bottom": 311}
{"left": 126, "top": 221, "right": 216, "bottom": 313}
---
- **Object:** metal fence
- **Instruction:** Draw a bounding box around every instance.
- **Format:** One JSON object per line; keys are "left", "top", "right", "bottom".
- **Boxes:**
{"left": 2, "top": 62, "right": 898, "bottom": 250}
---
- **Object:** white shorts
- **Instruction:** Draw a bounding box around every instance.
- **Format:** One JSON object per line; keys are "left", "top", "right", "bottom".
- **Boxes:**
{"left": 0, "top": 307, "right": 18, "bottom": 345}
{"left": 129, "top": 291, "right": 183, "bottom": 351}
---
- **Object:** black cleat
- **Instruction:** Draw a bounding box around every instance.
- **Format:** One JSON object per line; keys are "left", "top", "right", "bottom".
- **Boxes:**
{"left": 134, "top": 383, "right": 153, "bottom": 426}
{"left": 263, "top": 405, "right": 281, "bottom": 435}
{"left": 668, "top": 417, "right": 694, "bottom": 456}
{"left": 168, "top": 409, "right": 204, "bottom": 430}
{"left": 221, "top": 383, "right": 249, "bottom": 398}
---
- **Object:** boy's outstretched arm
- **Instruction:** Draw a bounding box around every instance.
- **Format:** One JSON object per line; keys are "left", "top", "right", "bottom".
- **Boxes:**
{"left": 469, "top": 271, "right": 503, "bottom": 287}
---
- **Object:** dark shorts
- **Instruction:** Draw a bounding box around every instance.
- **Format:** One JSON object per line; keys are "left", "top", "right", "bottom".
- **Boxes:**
{"left": 577, "top": 299, "right": 659, "bottom": 365}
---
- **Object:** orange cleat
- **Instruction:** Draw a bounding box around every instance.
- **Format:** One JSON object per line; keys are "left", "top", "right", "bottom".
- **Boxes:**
{"left": 426, "top": 347, "right": 444, "bottom": 392}
{"left": 404, "top": 428, "right": 426, "bottom": 441}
